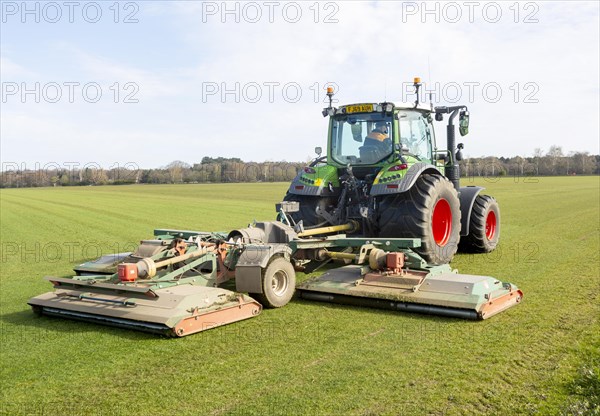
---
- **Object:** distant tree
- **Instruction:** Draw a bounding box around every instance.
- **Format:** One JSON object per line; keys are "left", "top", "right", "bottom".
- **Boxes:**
{"left": 201, "top": 156, "right": 242, "bottom": 164}
{"left": 547, "top": 145, "right": 564, "bottom": 157}
{"left": 93, "top": 169, "right": 109, "bottom": 185}
{"left": 165, "top": 161, "right": 190, "bottom": 183}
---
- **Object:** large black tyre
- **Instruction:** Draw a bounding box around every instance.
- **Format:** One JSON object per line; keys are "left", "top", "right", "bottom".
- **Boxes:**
{"left": 377, "top": 174, "right": 461, "bottom": 265}
{"left": 282, "top": 193, "right": 334, "bottom": 227}
{"left": 250, "top": 257, "right": 296, "bottom": 308}
{"left": 459, "top": 195, "right": 500, "bottom": 253}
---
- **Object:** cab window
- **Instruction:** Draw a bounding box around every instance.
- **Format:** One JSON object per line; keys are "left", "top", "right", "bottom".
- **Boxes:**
{"left": 330, "top": 113, "right": 393, "bottom": 165}
{"left": 398, "top": 111, "right": 432, "bottom": 162}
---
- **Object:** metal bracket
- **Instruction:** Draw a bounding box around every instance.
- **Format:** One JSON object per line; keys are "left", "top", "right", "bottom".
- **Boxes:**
{"left": 316, "top": 206, "right": 339, "bottom": 225}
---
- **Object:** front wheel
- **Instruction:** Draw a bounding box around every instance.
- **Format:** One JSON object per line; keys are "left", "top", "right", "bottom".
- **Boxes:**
{"left": 459, "top": 195, "right": 500, "bottom": 253}
{"left": 377, "top": 174, "right": 461, "bottom": 265}
{"left": 250, "top": 257, "right": 296, "bottom": 308}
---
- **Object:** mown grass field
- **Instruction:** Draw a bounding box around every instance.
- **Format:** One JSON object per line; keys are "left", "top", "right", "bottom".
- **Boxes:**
{"left": 1, "top": 177, "right": 598, "bottom": 415}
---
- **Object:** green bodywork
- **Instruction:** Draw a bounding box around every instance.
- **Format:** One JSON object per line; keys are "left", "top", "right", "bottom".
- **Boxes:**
{"left": 297, "top": 164, "right": 340, "bottom": 188}
{"left": 371, "top": 155, "right": 426, "bottom": 186}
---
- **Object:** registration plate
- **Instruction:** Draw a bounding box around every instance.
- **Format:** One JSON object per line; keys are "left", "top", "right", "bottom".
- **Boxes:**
{"left": 346, "top": 104, "right": 373, "bottom": 113}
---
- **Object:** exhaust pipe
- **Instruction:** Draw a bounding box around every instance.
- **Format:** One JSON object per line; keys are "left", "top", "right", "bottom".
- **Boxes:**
{"left": 446, "top": 111, "right": 460, "bottom": 191}
{"left": 435, "top": 105, "right": 468, "bottom": 191}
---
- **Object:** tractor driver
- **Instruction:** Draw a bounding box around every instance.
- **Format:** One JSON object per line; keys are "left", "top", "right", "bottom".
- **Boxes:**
{"left": 365, "top": 121, "right": 392, "bottom": 152}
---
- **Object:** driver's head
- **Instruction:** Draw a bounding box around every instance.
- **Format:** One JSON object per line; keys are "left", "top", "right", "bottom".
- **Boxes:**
{"left": 375, "top": 121, "right": 388, "bottom": 133}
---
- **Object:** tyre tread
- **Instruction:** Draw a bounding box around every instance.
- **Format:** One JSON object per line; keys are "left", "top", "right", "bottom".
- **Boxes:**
{"left": 459, "top": 195, "right": 500, "bottom": 253}
{"left": 377, "top": 174, "right": 461, "bottom": 265}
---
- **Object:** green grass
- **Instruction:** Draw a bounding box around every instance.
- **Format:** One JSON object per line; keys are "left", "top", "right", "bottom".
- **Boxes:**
{"left": 1, "top": 178, "right": 598, "bottom": 415}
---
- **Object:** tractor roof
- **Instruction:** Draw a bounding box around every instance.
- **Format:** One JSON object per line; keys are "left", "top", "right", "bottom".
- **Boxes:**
{"left": 337, "top": 102, "right": 433, "bottom": 115}
{"left": 392, "top": 102, "right": 433, "bottom": 112}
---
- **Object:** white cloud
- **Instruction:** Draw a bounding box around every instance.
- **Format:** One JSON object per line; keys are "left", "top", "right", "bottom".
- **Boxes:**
{"left": 0, "top": 56, "right": 38, "bottom": 78}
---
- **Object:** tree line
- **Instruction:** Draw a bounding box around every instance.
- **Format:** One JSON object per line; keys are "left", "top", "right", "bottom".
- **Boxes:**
{"left": 458, "top": 147, "right": 598, "bottom": 178}
{"left": 0, "top": 158, "right": 305, "bottom": 188}
{"left": 1, "top": 147, "right": 598, "bottom": 188}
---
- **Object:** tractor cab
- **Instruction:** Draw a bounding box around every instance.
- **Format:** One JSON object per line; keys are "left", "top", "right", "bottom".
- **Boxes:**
{"left": 329, "top": 104, "right": 436, "bottom": 172}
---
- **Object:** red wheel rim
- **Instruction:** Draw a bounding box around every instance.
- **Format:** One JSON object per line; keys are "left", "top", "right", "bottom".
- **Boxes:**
{"left": 485, "top": 210, "right": 497, "bottom": 240}
{"left": 432, "top": 198, "right": 452, "bottom": 246}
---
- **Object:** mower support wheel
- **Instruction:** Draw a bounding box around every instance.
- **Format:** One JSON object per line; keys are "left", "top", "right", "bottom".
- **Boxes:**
{"left": 250, "top": 257, "right": 296, "bottom": 308}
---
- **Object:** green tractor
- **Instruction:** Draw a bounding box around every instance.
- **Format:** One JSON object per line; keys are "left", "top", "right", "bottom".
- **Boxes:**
{"left": 281, "top": 79, "right": 500, "bottom": 265}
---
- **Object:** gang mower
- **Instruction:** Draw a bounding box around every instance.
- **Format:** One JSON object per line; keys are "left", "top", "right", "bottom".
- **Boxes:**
{"left": 29, "top": 220, "right": 522, "bottom": 336}
{"left": 28, "top": 79, "right": 522, "bottom": 337}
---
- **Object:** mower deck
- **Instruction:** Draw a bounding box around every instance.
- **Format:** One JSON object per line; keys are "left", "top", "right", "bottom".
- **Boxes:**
{"left": 29, "top": 281, "right": 261, "bottom": 337}
{"left": 298, "top": 265, "right": 522, "bottom": 320}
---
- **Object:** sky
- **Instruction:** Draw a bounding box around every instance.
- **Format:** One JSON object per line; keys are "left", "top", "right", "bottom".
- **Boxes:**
{"left": 1, "top": 1, "right": 599, "bottom": 169}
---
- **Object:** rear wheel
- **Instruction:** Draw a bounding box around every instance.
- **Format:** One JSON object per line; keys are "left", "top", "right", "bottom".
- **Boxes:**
{"left": 377, "top": 174, "right": 461, "bottom": 265}
{"left": 250, "top": 257, "right": 296, "bottom": 308}
{"left": 282, "top": 193, "right": 334, "bottom": 227}
{"left": 459, "top": 195, "right": 500, "bottom": 253}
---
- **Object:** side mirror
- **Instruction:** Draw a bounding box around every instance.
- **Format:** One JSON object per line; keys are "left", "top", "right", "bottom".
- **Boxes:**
{"left": 455, "top": 143, "right": 464, "bottom": 161}
{"left": 315, "top": 147, "right": 322, "bottom": 157}
{"left": 459, "top": 111, "right": 469, "bottom": 136}
{"left": 350, "top": 123, "right": 363, "bottom": 142}
{"left": 435, "top": 112, "right": 444, "bottom": 122}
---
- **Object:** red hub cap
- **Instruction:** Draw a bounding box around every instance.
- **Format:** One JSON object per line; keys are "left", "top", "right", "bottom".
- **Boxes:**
{"left": 485, "top": 210, "right": 497, "bottom": 240}
{"left": 432, "top": 198, "right": 452, "bottom": 246}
